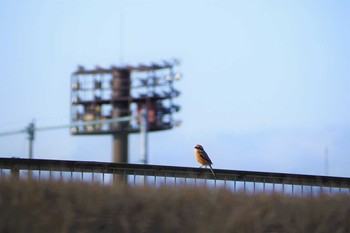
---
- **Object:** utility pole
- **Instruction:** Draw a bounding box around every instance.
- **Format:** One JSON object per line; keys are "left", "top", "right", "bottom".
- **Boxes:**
{"left": 325, "top": 147, "right": 329, "bottom": 176}
{"left": 26, "top": 121, "right": 35, "bottom": 159}
{"left": 140, "top": 108, "right": 148, "bottom": 164}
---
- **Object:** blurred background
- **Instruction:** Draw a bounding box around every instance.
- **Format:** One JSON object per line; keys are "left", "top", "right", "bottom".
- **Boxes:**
{"left": 0, "top": 0, "right": 349, "bottom": 176}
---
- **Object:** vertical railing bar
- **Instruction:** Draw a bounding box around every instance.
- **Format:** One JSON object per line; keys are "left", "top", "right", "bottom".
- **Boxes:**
{"left": 234, "top": 176, "right": 237, "bottom": 192}
{"left": 292, "top": 184, "right": 294, "bottom": 196}
{"left": 224, "top": 176, "right": 227, "bottom": 189}
{"left": 282, "top": 179, "right": 285, "bottom": 195}
{"left": 133, "top": 171, "right": 136, "bottom": 187}
{"left": 113, "top": 169, "right": 115, "bottom": 185}
{"left": 124, "top": 169, "right": 127, "bottom": 185}
{"left": 30, "top": 165, "right": 32, "bottom": 180}
{"left": 174, "top": 173, "right": 177, "bottom": 188}
{"left": 243, "top": 177, "right": 246, "bottom": 193}
{"left": 92, "top": 168, "right": 95, "bottom": 183}
{"left": 263, "top": 178, "right": 266, "bottom": 193}
{"left": 11, "top": 164, "right": 19, "bottom": 179}
{"left": 39, "top": 169, "right": 41, "bottom": 181}
{"left": 99, "top": 170, "right": 103, "bottom": 184}
{"left": 81, "top": 170, "right": 83, "bottom": 182}
{"left": 253, "top": 177, "right": 256, "bottom": 194}
{"left": 27, "top": 164, "right": 30, "bottom": 181}
{"left": 100, "top": 168, "right": 103, "bottom": 181}
{"left": 184, "top": 173, "right": 187, "bottom": 187}
{"left": 154, "top": 171, "right": 157, "bottom": 188}
{"left": 301, "top": 182, "right": 304, "bottom": 197}
{"left": 60, "top": 168, "right": 63, "bottom": 181}
{"left": 70, "top": 170, "right": 73, "bottom": 181}
{"left": 24, "top": 164, "right": 27, "bottom": 180}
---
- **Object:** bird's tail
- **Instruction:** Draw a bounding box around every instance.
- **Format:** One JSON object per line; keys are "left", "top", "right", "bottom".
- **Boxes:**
{"left": 208, "top": 164, "right": 216, "bottom": 179}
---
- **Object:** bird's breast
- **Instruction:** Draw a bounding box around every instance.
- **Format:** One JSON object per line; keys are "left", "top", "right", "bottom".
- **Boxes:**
{"left": 194, "top": 149, "right": 210, "bottom": 166}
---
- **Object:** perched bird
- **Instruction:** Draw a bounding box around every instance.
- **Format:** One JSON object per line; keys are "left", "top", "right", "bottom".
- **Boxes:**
{"left": 194, "top": 144, "right": 216, "bottom": 179}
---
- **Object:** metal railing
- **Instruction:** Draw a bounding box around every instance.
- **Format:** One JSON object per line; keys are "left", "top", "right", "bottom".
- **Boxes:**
{"left": 1, "top": 157, "right": 349, "bottom": 196}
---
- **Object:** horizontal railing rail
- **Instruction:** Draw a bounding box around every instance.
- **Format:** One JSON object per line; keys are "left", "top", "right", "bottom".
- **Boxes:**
{"left": 1, "top": 157, "right": 349, "bottom": 194}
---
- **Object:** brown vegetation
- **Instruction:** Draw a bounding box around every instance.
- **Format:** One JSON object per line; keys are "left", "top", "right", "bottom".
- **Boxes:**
{"left": 0, "top": 178, "right": 349, "bottom": 233}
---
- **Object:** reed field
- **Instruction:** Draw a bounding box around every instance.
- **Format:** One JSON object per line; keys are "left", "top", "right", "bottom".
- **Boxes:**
{"left": 0, "top": 178, "right": 349, "bottom": 233}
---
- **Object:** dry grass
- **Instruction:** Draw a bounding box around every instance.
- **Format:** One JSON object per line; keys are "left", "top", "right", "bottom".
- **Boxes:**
{"left": 0, "top": 178, "right": 350, "bottom": 233}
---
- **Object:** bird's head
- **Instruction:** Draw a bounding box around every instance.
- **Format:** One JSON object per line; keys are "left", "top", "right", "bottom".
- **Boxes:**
{"left": 194, "top": 144, "right": 204, "bottom": 150}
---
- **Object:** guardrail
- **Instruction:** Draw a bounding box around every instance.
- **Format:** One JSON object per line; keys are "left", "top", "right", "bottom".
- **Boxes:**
{"left": 0, "top": 157, "right": 349, "bottom": 196}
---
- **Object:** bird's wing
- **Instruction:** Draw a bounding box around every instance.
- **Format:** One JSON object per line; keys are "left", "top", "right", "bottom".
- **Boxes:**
{"left": 199, "top": 150, "right": 213, "bottom": 164}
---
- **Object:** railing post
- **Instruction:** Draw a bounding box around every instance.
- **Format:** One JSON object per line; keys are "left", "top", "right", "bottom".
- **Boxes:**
{"left": 113, "top": 169, "right": 128, "bottom": 186}
{"left": 11, "top": 166, "right": 19, "bottom": 179}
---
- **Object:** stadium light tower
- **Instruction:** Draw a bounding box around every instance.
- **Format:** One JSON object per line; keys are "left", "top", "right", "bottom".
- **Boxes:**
{"left": 70, "top": 60, "right": 181, "bottom": 164}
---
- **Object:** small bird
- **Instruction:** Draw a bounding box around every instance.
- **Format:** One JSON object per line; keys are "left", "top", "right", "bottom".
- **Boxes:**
{"left": 194, "top": 144, "right": 216, "bottom": 179}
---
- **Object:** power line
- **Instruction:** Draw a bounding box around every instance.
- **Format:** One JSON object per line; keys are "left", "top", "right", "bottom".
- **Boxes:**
{"left": 38, "top": 116, "right": 134, "bottom": 132}
{"left": 0, "top": 116, "right": 134, "bottom": 137}
{"left": 0, "top": 129, "right": 26, "bottom": 137}
{"left": 0, "top": 116, "right": 134, "bottom": 159}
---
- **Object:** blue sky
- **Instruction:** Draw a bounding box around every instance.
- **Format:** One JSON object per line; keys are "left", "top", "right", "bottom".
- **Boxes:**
{"left": 1, "top": 0, "right": 349, "bottom": 177}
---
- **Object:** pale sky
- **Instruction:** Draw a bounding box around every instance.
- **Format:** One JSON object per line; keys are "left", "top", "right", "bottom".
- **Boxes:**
{"left": 1, "top": 0, "right": 349, "bottom": 177}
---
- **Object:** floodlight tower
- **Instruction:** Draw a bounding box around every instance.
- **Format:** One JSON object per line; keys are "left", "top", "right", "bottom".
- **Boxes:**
{"left": 70, "top": 60, "right": 181, "bottom": 164}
